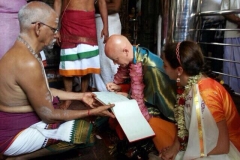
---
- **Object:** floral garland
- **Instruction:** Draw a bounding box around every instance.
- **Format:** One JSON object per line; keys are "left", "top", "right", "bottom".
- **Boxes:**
{"left": 113, "top": 62, "right": 150, "bottom": 120}
{"left": 129, "top": 62, "right": 150, "bottom": 120}
{"left": 113, "top": 48, "right": 150, "bottom": 120}
{"left": 174, "top": 73, "right": 202, "bottom": 151}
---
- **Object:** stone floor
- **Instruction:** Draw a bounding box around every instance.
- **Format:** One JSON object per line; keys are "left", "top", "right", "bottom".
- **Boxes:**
{"left": 36, "top": 138, "right": 116, "bottom": 160}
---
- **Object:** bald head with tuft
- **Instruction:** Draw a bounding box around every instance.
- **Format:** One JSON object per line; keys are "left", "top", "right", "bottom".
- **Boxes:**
{"left": 18, "top": 1, "right": 58, "bottom": 32}
{"left": 17, "top": 1, "right": 59, "bottom": 53}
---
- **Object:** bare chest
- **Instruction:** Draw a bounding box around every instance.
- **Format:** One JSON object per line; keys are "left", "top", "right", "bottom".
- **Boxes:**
{"left": 63, "top": 0, "right": 95, "bottom": 11}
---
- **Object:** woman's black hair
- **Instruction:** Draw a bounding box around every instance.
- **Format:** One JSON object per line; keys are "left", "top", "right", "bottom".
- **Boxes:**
{"left": 163, "top": 41, "right": 204, "bottom": 76}
{"left": 163, "top": 41, "right": 235, "bottom": 96}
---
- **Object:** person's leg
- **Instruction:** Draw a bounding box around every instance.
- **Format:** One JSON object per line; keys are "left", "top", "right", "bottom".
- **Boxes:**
{"left": 81, "top": 74, "right": 90, "bottom": 92}
{"left": 6, "top": 142, "right": 76, "bottom": 160}
{"left": 11, "top": 119, "right": 94, "bottom": 159}
{"left": 60, "top": 76, "right": 73, "bottom": 109}
{"left": 149, "top": 117, "right": 176, "bottom": 154}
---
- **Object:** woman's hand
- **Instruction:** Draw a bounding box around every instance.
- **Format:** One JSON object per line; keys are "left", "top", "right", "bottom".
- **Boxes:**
{"left": 161, "top": 142, "right": 179, "bottom": 160}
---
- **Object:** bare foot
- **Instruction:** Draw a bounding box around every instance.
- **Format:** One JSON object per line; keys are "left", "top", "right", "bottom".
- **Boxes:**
{"left": 59, "top": 100, "right": 72, "bottom": 109}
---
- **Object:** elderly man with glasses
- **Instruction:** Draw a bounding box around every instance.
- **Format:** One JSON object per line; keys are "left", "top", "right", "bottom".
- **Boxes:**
{"left": 0, "top": 2, "right": 114, "bottom": 159}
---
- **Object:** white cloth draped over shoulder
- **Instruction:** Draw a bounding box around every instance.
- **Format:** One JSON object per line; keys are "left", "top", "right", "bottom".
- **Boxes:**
{"left": 175, "top": 84, "right": 240, "bottom": 160}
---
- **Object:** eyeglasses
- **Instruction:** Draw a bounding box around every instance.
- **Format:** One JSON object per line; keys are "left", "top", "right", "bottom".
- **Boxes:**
{"left": 31, "top": 22, "right": 58, "bottom": 34}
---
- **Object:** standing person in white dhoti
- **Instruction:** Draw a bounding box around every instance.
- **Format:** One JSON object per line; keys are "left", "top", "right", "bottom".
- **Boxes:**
{"left": 0, "top": 2, "right": 114, "bottom": 159}
{"left": 221, "top": 0, "right": 240, "bottom": 94}
{"left": 90, "top": 0, "right": 122, "bottom": 91}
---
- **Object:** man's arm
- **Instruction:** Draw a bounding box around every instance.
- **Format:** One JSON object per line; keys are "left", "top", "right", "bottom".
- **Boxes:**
{"left": 53, "top": 0, "right": 62, "bottom": 17}
{"left": 50, "top": 88, "right": 83, "bottom": 101}
{"left": 98, "top": 0, "right": 109, "bottom": 42}
{"left": 50, "top": 88, "right": 97, "bottom": 108}
{"left": 53, "top": 0, "right": 62, "bottom": 45}
{"left": 224, "top": 14, "right": 240, "bottom": 27}
{"left": 17, "top": 59, "right": 114, "bottom": 123}
{"left": 221, "top": 0, "right": 240, "bottom": 28}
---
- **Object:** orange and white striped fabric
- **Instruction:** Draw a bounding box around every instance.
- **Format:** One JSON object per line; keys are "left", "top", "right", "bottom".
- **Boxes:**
{"left": 59, "top": 44, "right": 100, "bottom": 77}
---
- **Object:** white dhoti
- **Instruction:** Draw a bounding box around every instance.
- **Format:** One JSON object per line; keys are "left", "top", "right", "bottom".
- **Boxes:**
{"left": 90, "top": 13, "right": 121, "bottom": 91}
{"left": 4, "top": 120, "right": 92, "bottom": 156}
{"left": 59, "top": 44, "right": 100, "bottom": 76}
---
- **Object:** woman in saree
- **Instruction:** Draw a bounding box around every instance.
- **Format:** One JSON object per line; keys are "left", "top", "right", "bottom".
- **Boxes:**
{"left": 158, "top": 41, "right": 240, "bottom": 160}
